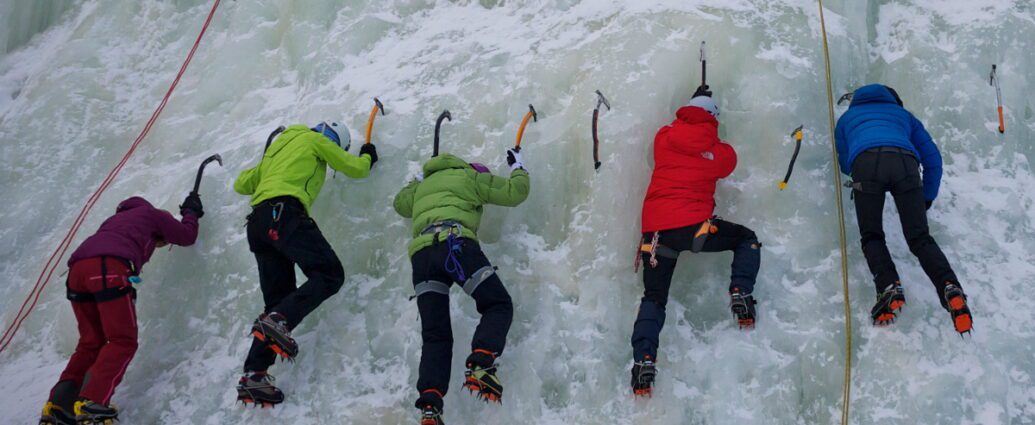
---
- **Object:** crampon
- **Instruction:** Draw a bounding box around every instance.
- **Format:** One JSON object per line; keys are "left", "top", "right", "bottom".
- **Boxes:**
{"left": 730, "top": 289, "right": 757, "bottom": 329}
{"left": 73, "top": 400, "right": 118, "bottom": 425}
{"left": 251, "top": 312, "right": 298, "bottom": 361}
{"left": 39, "top": 401, "right": 75, "bottom": 425}
{"left": 870, "top": 282, "right": 906, "bottom": 326}
{"left": 943, "top": 283, "right": 973, "bottom": 335}
{"left": 463, "top": 365, "right": 503, "bottom": 403}
{"left": 236, "top": 372, "right": 285, "bottom": 408}
{"left": 631, "top": 357, "right": 657, "bottom": 397}
{"left": 419, "top": 404, "right": 445, "bottom": 425}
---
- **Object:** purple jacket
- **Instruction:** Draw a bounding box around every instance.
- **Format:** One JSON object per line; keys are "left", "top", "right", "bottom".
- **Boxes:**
{"left": 68, "top": 197, "right": 199, "bottom": 272}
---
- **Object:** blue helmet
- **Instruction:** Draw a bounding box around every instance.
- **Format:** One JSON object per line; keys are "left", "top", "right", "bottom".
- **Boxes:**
{"left": 312, "top": 122, "right": 351, "bottom": 151}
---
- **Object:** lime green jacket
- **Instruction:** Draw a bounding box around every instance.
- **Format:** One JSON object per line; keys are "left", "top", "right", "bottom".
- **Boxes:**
{"left": 234, "top": 125, "right": 372, "bottom": 214}
{"left": 393, "top": 154, "right": 530, "bottom": 257}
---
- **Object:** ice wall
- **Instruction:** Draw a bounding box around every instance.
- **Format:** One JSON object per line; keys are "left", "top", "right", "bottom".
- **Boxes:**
{"left": 0, "top": 1, "right": 1032, "bottom": 424}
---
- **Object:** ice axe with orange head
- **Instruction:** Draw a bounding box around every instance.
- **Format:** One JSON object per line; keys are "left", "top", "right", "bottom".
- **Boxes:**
{"left": 365, "top": 97, "right": 387, "bottom": 144}
{"left": 513, "top": 104, "right": 537, "bottom": 152}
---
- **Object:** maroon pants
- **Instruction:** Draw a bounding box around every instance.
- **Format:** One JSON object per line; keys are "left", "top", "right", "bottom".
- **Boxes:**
{"left": 52, "top": 257, "right": 138, "bottom": 406}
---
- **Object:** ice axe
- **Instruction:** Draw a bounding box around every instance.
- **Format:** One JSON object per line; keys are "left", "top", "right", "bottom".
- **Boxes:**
{"left": 591, "top": 90, "right": 610, "bottom": 170}
{"left": 778, "top": 125, "right": 804, "bottom": 191}
{"left": 699, "top": 41, "right": 707, "bottom": 86}
{"left": 191, "top": 154, "right": 223, "bottom": 195}
{"left": 263, "top": 126, "right": 286, "bottom": 154}
{"left": 513, "top": 104, "right": 537, "bottom": 152}
{"left": 989, "top": 65, "right": 1004, "bottom": 134}
{"left": 836, "top": 92, "right": 854, "bottom": 106}
{"left": 432, "top": 110, "right": 452, "bottom": 157}
{"left": 365, "top": 97, "right": 387, "bottom": 144}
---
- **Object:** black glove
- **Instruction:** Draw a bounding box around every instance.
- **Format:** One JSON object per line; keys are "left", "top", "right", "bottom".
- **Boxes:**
{"left": 360, "top": 143, "right": 378, "bottom": 167}
{"left": 180, "top": 193, "right": 204, "bottom": 218}
{"left": 925, "top": 200, "right": 933, "bottom": 211}
{"left": 693, "top": 84, "right": 712, "bottom": 98}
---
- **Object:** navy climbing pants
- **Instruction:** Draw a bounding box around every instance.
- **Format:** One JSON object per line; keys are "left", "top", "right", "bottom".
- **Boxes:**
{"left": 850, "top": 148, "right": 959, "bottom": 306}
{"left": 631, "top": 219, "right": 760, "bottom": 361}
{"left": 411, "top": 239, "right": 513, "bottom": 399}
{"left": 243, "top": 196, "right": 345, "bottom": 373}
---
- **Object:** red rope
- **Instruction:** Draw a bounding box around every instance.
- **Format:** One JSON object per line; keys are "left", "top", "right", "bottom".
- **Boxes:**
{"left": 0, "top": 0, "right": 222, "bottom": 355}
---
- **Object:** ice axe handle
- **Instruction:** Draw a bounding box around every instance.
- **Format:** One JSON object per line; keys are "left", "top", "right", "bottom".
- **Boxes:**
{"left": 365, "top": 98, "right": 386, "bottom": 145}
{"left": 433, "top": 110, "right": 452, "bottom": 157}
{"left": 699, "top": 41, "right": 707, "bottom": 86}
{"left": 191, "top": 154, "right": 223, "bottom": 195}
{"left": 514, "top": 104, "right": 537, "bottom": 149}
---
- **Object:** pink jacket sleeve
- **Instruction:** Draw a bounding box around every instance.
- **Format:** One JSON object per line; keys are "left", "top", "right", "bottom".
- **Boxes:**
{"left": 153, "top": 208, "right": 199, "bottom": 247}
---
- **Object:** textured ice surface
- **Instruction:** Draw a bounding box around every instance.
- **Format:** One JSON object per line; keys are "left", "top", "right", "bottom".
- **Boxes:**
{"left": 1, "top": 1, "right": 1033, "bottom": 424}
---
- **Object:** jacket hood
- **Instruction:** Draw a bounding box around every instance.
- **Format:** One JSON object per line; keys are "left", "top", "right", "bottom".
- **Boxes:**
{"left": 675, "top": 105, "right": 719, "bottom": 127}
{"left": 423, "top": 154, "right": 472, "bottom": 175}
{"left": 850, "top": 84, "right": 899, "bottom": 108}
{"left": 116, "top": 196, "right": 153, "bottom": 213}
{"left": 266, "top": 125, "right": 312, "bottom": 157}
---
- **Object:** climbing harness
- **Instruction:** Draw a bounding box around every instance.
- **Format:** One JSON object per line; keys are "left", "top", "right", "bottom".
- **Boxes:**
{"left": 65, "top": 257, "right": 138, "bottom": 304}
{"left": 432, "top": 110, "right": 452, "bottom": 157}
{"left": 514, "top": 104, "right": 538, "bottom": 151}
{"left": 0, "top": 0, "right": 222, "bottom": 355}
{"left": 817, "top": 1, "right": 854, "bottom": 424}
{"left": 444, "top": 233, "right": 467, "bottom": 282}
{"left": 989, "top": 65, "right": 1004, "bottom": 134}
{"left": 778, "top": 125, "right": 804, "bottom": 190}
{"left": 267, "top": 201, "right": 285, "bottom": 241}
{"left": 591, "top": 90, "right": 610, "bottom": 170}
{"left": 365, "top": 97, "right": 387, "bottom": 144}
{"left": 633, "top": 220, "right": 715, "bottom": 273}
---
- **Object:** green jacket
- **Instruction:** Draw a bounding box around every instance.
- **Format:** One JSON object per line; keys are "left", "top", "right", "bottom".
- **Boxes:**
{"left": 234, "top": 125, "right": 372, "bottom": 214}
{"left": 393, "top": 154, "right": 530, "bottom": 257}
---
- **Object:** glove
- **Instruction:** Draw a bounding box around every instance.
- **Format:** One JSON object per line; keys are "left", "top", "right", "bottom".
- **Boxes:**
{"left": 413, "top": 171, "right": 424, "bottom": 182}
{"left": 180, "top": 193, "right": 204, "bottom": 218}
{"left": 360, "top": 143, "right": 378, "bottom": 167}
{"left": 506, "top": 148, "right": 524, "bottom": 171}
{"left": 925, "top": 200, "right": 933, "bottom": 211}
{"left": 693, "top": 84, "right": 712, "bottom": 98}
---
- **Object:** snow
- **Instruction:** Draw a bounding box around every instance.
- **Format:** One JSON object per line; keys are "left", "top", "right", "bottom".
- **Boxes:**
{"left": 1, "top": 0, "right": 1033, "bottom": 424}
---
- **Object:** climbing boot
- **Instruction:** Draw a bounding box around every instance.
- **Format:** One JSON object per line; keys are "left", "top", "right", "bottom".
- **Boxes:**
{"left": 236, "top": 371, "right": 285, "bottom": 408}
{"left": 251, "top": 312, "right": 297, "bottom": 360}
{"left": 870, "top": 282, "right": 906, "bottom": 326}
{"left": 73, "top": 400, "right": 118, "bottom": 425}
{"left": 730, "top": 288, "right": 757, "bottom": 329}
{"left": 631, "top": 356, "right": 657, "bottom": 397}
{"left": 463, "top": 350, "right": 502, "bottom": 404}
{"left": 39, "top": 401, "right": 76, "bottom": 425}
{"left": 943, "top": 283, "right": 972, "bottom": 335}
{"left": 415, "top": 390, "right": 445, "bottom": 425}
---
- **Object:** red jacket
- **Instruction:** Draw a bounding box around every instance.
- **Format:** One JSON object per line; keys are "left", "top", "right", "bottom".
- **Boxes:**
{"left": 641, "top": 106, "right": 737, "bottom": 233}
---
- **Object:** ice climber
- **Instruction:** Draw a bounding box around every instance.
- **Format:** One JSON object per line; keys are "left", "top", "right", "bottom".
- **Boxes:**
{"left": 630, "top": 84, "right": 762, "bottom": 397}
{"left": 835, "top": 84, "right": 972, "bottom": 334}
{"left": 39, "top": 195, "right": 202, "bottom": 425}
{"left": 232, "top": 122, "right": 377, "bottom": 406}
{"left": 393, "top": 148, "right": 530, "bottom": 425}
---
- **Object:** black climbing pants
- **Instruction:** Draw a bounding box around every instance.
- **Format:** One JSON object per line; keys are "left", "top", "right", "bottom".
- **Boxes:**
{"left": 243, "top": 197, "right": 345, "bottom": 373}
{"left": 850, "top": 148, "right": 958, "bottom": 306}
{"left": 411, "top": 238, "right": 513, "bottom": 398}
{"left": 631, "top": 219, "right": 760, "bottom": 361}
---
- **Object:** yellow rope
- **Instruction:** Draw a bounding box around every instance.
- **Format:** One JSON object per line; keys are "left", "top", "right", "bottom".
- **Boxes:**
{"left": 816, "top": 1, "right": 853, "bottom": 424}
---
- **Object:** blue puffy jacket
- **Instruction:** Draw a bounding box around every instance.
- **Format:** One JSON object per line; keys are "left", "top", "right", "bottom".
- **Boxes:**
{"left": 835, "top": 84, "right": 943, "bottom": 201}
